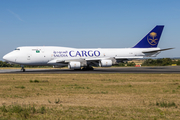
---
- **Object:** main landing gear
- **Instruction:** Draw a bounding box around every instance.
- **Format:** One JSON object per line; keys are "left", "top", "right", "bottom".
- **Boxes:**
{"left": 82, "top": 66, "right": 94, "bottom": 71}
{"left": 21, "top": 65, "right": 25, "bottom": 72}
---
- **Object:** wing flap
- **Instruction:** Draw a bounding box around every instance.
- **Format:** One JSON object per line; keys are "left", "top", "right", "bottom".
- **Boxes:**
{"left": 115, "top": 56, "right": 143, "bottom": 59}
{"left": 85, "top": 57, "right": 111, "bottom": 61}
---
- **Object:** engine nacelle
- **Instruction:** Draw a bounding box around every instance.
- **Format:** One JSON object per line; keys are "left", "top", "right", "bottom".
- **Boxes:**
{"left": 68, "top": 62, "right": 81, "bottom": 69}
{"left": 99, "top": 60, "right": 112, "bottom": 67}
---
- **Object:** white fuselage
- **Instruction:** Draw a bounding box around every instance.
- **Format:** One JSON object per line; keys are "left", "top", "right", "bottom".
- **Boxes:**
{"left": 3, "top": 46, "right": 160, "bottom": 66}
{"left": 3, "top": 25, "right": 172, "bottom": 71}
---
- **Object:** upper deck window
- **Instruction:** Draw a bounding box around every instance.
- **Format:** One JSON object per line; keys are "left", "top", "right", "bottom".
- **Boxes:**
{"left": 15, "top": 48, "right": 20, "bottom": 50}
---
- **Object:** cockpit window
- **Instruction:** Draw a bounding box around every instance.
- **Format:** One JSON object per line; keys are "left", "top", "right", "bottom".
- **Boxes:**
{"left": 15, "top": 48, "right": 20, "bottom": 50}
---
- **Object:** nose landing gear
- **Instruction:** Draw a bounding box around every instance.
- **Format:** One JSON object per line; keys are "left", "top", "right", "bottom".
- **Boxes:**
{"left": 21, "top": 65, "right": 26, "bottom": 72}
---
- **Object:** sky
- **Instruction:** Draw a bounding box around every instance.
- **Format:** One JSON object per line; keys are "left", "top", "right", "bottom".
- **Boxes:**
{"left": 0, "top": 0, "right": 180, "bottom": 60}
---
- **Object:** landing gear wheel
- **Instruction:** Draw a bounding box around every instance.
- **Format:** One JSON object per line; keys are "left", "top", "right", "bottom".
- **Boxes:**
{"left": 89, "top": 67, "right": 94, "bottom": 70}
{"left": 82, "top": 66, "right": 94, "bottom": 71}
{"left": 22, "top": 69, "right": 25, "bottom": 72}
{"left": 74, "top": 68, "right": 81, "bottom": 71}
{"left": 21, "top": 65, "right": 25, "bottom": 72}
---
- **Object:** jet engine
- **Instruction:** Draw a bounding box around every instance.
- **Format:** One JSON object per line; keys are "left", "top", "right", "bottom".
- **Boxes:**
{"left": 99, "top": 60, "right": 112, "bottom": 67}
{"left": 68, "top": 62, "right": 81, "bottom": 69}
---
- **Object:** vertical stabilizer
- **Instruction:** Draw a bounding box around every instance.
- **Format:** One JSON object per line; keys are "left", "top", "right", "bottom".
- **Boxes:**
{"left": 133, "top": 25, "right": 164, "bottom": 48}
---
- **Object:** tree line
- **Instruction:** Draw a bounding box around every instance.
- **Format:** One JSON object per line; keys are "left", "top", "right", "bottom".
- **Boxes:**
{"left": 0, "top": 58, "right": 180, "bottom": 67}
{"left": 0, "top": 61, "right": 15, "bottom": 67}
{"left": 115, "top": 58, "right": 180, "bottom": 67}
{"left": 0, "top": 61, "right": 49, "bottom": 68}
{"left": 141, "top": 58, "right": 180, "bottom": 66}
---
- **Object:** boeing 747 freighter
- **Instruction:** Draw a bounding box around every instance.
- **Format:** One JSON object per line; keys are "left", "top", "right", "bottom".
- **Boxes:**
{"left": 3, "top": 25, "right": 173, "bottom": 72}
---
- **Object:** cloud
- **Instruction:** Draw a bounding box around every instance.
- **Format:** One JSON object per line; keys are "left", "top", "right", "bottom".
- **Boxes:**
{"left": 7, "top": 9, "right": 23, "bottom": 22}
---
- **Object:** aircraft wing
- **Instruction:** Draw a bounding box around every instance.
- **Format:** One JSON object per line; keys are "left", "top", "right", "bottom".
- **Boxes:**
{"left": 115, "top": 56, "right": 143, "bottom": 60}
{"left": 48, "top": 58, "right": 86, "bottom": 64}
{"left": 48, "top": 57, "right": 109, "bottom": 64}
{"left": 48, "top": 56, "right": 143, "bottom": 65}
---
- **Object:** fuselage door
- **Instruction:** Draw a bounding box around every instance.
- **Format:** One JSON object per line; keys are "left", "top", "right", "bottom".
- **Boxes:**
{"left": 27, "top": 54, "right": 32, "bottom": 60}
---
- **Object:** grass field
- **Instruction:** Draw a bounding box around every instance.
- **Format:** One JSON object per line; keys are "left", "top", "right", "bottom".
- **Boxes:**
{"left": 0, "top": 74, "right": 180, "bottom": 119}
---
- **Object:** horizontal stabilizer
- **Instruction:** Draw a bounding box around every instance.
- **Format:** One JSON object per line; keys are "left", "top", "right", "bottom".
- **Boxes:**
{"left": 142, "top": 48, "right": 174, "bottom": 53}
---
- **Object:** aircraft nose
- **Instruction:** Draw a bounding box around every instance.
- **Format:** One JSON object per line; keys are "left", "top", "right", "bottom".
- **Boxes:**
{"left": 3, "top": 54, "right": 8, "bottom": 61}
{"left": 3, "top": 53, "right": 14, "bottom": 62}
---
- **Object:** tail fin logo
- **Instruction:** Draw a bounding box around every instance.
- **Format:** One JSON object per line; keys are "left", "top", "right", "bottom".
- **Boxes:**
{"left": 147, "top": 32, "right": 158, "bottom": 46}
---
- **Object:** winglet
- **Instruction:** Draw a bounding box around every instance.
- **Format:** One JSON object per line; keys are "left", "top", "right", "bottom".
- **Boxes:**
{"left": 133, "top": 25, "right": 164, "bottom": 48}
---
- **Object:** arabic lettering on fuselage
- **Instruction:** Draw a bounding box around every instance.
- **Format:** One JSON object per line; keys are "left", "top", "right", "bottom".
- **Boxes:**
{"left": 53, "top": 50, "right": 100, "bottom": 57}
{"left": 53, "top": 51, "right": 68, "bottom": 57}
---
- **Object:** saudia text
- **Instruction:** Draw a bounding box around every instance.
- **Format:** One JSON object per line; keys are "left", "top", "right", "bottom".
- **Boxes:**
{"left": 53, "top": 50, "right": 100, "bottom": 57}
